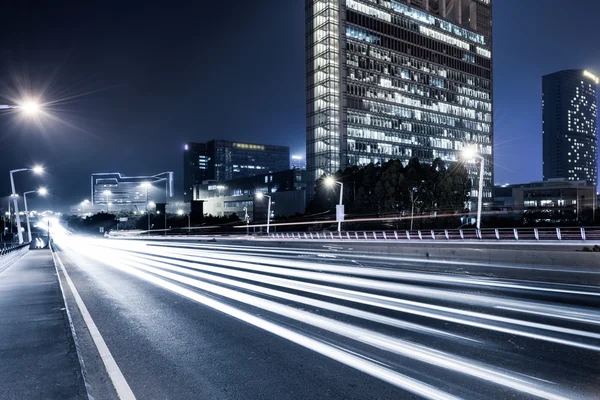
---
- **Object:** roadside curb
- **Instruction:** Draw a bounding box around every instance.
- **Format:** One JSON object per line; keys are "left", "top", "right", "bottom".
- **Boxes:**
{"left": 51, "top": 244, "right": 94, "bottom": 400}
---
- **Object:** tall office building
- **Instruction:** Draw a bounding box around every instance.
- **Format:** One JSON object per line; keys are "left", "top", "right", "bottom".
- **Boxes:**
{"left": 207, "top": 140, "right": 290, "bottom": 181}
{"left": 183, "top": 142, "right": 209, "bottom": 202}
{"left": 183, "top": 140, "right": 290, "bottom": 199}
{"left": 305, "top": 0, "right": 493, "bottom": 200}
{"left": 542, "top": 69, "right": 598, "bottom": 186}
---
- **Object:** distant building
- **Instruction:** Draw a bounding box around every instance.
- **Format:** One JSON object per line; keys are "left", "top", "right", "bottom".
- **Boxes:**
{"left": 494, "top": 179, "right": 596, "bottom": 221}
{"left": 207, "top": 140, "right": 290, "bottom": 181}
{"left": 183, "top": 142, "right": 209, "bottom": 202}
{"left": 542, "top": 69, "right": 598, "bottom": 186}
{"left": 91, "top": 172, "right": 174, "bottom": 209}
{"left": 291, "top": 155, "right": 306, "bottom": 170}
{"left": 183, "top": 140, "right": 290, "bottom": 200}
{"left": 305, "top": 0, "right": 493, "bottom": 200}
{"left": 193, "top": 169, "right": 306, "bottom": 221}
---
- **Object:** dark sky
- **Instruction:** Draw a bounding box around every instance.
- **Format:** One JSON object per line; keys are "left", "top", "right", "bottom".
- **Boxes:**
{"left": 0, "top": 0, "right": 598, "bottom": 210}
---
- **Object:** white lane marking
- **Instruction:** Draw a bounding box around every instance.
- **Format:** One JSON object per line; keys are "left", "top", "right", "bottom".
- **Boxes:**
{"left": 53, "top": 251, "right": 136, "bottom": 400}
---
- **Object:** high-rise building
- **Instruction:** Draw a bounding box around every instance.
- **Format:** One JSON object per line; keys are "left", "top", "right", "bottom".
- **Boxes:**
{"left": 183, "top": 142, "right": 209, "bottom": 202}
{"left": 183, "top": 140, "right": 290, "bottom": 199}
{"left": 542, "top": 69, "right": 598, "bottom": 186}
{"left": 305, "top": 0, "right": 493, "bottom": 201}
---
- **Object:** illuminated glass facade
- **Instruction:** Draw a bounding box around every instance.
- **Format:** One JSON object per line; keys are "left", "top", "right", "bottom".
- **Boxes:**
{"left": 542, "top": 69, "right": 598, "bottom": 187}
{"left": 306, "top": 0, "right": 493, "bottom": 200}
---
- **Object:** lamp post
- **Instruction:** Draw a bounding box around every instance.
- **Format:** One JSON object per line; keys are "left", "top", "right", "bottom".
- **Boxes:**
{"left": 243, "top": 206, "right": 250, "bottom": 235}
{"left": 177, "top": 209, "right": 190, "bottom": 234}
{"left": 81, "top": 199, "right": 90, "bottom": 216}
{"left": 141, "top": 179, "right": 168, "bottom": 236}
{"left": 141, "top": 182, "right": 151, "bottom": 234}
{"left": 255, "top": 192, "right": 271, "bottom": 234}
{"left": 325, "top": 176, "right": 344, "bottom": 233}
{"left": 462, "top": 147, "right": 485, "bottom": 230}
{"left": 103, "top": 190, "right": 111, "bottom": 213}
{"left": 0, "top": 101, "right": 40, "bottom": 114}
{"left": 10, "top": 165, "right": 44, "bottom": 244}
{"left": 23, "top": 188, "right": 47, "bottom": 243}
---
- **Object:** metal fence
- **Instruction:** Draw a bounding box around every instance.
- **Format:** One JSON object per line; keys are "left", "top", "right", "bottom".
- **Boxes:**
{"left": 0, "top": 243, "right": 29, "bottom": 270}
{"left": 268, "top": 227, "right": 600, "bottom": 242}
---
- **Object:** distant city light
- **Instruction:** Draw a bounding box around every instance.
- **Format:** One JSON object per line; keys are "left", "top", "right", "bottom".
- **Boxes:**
{"left": 177, "top": 209, "right": 184, "bottom": 215}
{"left": 291, "top": 155, "right": 303, "bottom": 160}
{"left": 184, "top": 144, "right": 189, "bottom": 151}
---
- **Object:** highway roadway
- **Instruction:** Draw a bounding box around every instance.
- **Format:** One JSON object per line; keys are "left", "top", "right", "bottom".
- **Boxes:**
{"left": 51, "top": 235, "right": 600, "bottom": 400}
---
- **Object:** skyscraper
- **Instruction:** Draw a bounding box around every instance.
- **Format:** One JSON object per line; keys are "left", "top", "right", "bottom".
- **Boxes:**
{"left": 542, "top": 69, "right": 598, "bottom": 186}
{"left": 305, "top": 0, "right": 493, "bottom": 201}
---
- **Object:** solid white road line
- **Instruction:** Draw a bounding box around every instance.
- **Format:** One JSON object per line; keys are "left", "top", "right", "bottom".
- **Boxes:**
{"left": 53, "top": 251, "right": 136, "bottom": 400}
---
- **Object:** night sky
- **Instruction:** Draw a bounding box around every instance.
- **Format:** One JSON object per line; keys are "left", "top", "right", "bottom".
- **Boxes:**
{"left": 0, "top": 0, "right": 598, "bottom": 211}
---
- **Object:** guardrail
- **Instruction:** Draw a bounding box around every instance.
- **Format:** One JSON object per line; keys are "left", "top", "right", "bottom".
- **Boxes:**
{"left": 0, "top": 243, "right": 30, "bottom": 270}
{"left": 268, "top": 227, "right": 600, "bottom": 242}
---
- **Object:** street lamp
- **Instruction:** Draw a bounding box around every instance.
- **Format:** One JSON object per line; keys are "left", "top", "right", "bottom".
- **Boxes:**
{"left": 23, "top": 187, "right": 47, "bottom": 243}
{"left": 325, "top": 176, "right": 344, "bottom": 233}
{"left": 255, "top": 192, "right": 271, "bottom": 234}
{"left": 0, "top": 101, "right": 41, "bottom": 115}
{"left": 141, "top": 182, "right": 152, "bottom": 234}
{"left": 243, "top": 206, "right": 250, "bottom": 235}
{"left": 81, "top": 199, "right": 90, "bottom": 215}
{"left": 9, "top": 165, "right": 44, "bottom": 244}
{"left": 462, "top": 147, "right": 485, "bottom": 230}
{"left": 103, "top": 190, "right": 111, "bottom": 213}
{"left": 177, "top": 209, "right": 191, "bottom": 234}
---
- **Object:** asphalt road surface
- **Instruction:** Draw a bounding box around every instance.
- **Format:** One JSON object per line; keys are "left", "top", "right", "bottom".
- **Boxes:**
{"left": 52, "top": 235, "right": 600, "bottom": 400}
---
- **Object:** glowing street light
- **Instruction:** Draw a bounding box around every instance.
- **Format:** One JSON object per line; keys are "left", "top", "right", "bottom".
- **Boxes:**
{"left": 462, "top": 147, "right": 485, "bottom": 230}
{"left": 9, "top": 165, "right": 45, "bottom": 244}
{"left": 325, "top": 176, "right": 344, "bottom": 233}
{"left": 0, "top": 100, "right": 41, "bottom": 115}
{"left": 23, "top": 187, "right": 48, "bottom": 243}
{"left": 255, "top": 192, "right": 272, "bottom": 234}
{"left": 177, "top": 209, "right": 191, "bottom": 234}
{"left": 103, "top": 190, "right": 112, "bottom": 213}
{"left": 81, "top": 199, "right": 90, "bottom": 215}
{"left": 20, "top": 101, "right": 40, "bottom": 115}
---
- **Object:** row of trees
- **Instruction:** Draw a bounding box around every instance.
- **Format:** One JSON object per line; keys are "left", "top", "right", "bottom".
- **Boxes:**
{"left": 63, "top": 211, "right": 240, "bottom": 234}
{"left": 308, "top": 158, "right": 471, "bottom": 229}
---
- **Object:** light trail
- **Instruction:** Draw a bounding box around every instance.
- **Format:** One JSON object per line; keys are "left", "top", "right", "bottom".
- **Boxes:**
{"left": 55, "top": 236, "right": 598, "bottom": 399}
{"left": 116, "top": 244, "right": 600, "bottom": 330}
{"left": 103, "top": 245, "right": 600, "bottom": 351}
